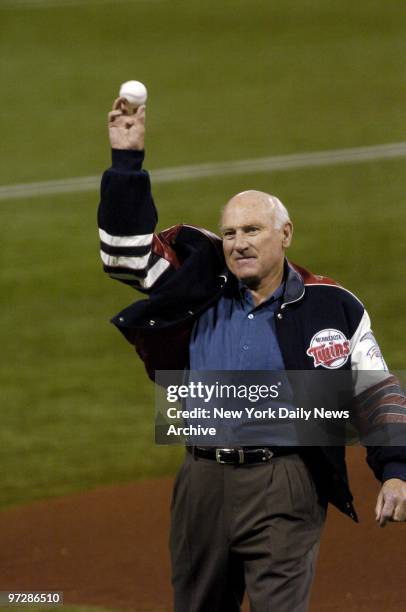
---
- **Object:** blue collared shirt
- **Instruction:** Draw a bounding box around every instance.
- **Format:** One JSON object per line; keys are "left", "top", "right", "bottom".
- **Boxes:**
{"left": 189, "top": 282, "right": 285, "bottom": 371}
{"left": 188, "top": 281, "right": 294, "bottom": 445}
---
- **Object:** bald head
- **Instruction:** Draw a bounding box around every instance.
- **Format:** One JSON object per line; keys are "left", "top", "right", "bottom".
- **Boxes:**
{"left": 220, "top": 189, "right": 293, "bottom": 296}
{"left": 221, "top": 190, "right": 290, "bottom": 231}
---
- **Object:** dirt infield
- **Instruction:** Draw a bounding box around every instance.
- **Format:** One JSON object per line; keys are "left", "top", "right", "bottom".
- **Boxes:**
{"left": 0, "top": 447, "right": 405, "bottom": 611}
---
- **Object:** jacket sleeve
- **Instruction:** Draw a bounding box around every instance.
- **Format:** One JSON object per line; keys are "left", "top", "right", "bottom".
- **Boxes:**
{"left": 97, "top": 149, "right": 180, "bottom": 293}
{"left": 350, "top": 308, "right": 406, "bottom": 481}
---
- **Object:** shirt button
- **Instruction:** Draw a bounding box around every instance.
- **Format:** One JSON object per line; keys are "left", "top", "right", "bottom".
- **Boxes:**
{"left": 248, "top": 314, "right": 254, "bottom": 319}
{"left": 243, "top": 345, "right": 249, "bottom": 350}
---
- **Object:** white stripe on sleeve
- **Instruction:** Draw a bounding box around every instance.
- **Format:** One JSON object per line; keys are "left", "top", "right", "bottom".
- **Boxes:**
{"left": 140, "top": 258, "right": 171, "bottom": 289}
{"left": 110, "top": 258, "right": 170, "bottom": 289}
{"left": 99, "top": 228, "right": 153, "bottom": 248}
{"left": 100, "top": 250, "right": 151, "bottom": 270}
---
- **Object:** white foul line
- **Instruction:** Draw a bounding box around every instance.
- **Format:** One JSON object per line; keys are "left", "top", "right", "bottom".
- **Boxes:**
{"left": 0, "top": 0, "right": 147, "bottom": 9}
{"left": 1, "top": 141, "right": 406, "bottom": 201}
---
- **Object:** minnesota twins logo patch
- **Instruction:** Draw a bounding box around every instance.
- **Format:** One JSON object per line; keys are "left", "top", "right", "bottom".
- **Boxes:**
{"left": 306, "top": 329, "right": 350, "bottom": 369}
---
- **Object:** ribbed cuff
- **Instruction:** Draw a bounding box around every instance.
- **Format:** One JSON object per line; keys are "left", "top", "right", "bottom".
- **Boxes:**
{"left": 111, "top": 148, "right": 145, "bottom": 171}
{"left": 382, "top": 461, "right": 406, "bottom": 482}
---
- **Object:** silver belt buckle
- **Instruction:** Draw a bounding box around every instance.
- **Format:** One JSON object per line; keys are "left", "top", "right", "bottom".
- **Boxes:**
{"left": 262, "top": 448, "right": 274, "bottom": 461}
{"left": 215, "top": 448, "right": 245, "bottom": 464}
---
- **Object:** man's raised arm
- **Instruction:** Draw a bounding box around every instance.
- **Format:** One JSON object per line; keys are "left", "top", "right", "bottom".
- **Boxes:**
{"left": 97, "top": 98, "right": 179, "bottom": 293}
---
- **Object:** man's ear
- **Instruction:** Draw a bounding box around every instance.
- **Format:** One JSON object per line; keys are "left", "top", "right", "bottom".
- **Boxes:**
{"left": 282, "top": 222, "right": 293, "bottom": 248}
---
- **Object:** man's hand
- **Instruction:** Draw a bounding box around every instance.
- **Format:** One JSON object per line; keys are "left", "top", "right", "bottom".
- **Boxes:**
{"left": 375, "top": 478, "right": 406, "bottom": 527}
{"left": 108, "top": 97, "right": 145, "bottom": 150}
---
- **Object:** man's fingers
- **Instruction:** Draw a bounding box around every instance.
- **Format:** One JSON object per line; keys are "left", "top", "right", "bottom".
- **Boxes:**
{"left": 378, "top": 496, "right": 396, "bottom": 527}
{"left": 375, "top": 490, "right": 384, "bottom": 522}
{"left": 108, "top": 110, "right": 123, "bottom": 123}
{"left": 107, "top": 99, "right": 145, "bottom": 150}
{"left": 379, "top": 497, "right": 406, "bottom": 525}
{"left": 109, "top": 103, "right": 145, "bottom": 124}
{"left": 136, "top": 104, "right": 146, "bottom": 122}
{"left": 376, "top": 480, "right": 406, "bottom": 526}
{"left": 393, "top": 497, "right": 406, "bottom": 522}
{"left": 112, "top": 97, "right": 125, "bottom": 111}
{"left": 393, "top": 507, "right": 406, "bottom": 522}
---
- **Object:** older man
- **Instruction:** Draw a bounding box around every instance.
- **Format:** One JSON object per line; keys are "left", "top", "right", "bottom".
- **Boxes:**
{"left": 98, "top": 101, "right": 406, "bottom": 612}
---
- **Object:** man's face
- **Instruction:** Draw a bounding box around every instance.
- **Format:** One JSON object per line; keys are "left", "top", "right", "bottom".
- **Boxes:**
{"left": 220, "top": 193, "right": 292, "bottom": 289}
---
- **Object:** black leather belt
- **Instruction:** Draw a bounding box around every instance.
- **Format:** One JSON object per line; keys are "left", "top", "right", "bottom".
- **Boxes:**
{"left": 187, "top": 446, "right": 299, "bottom": 465}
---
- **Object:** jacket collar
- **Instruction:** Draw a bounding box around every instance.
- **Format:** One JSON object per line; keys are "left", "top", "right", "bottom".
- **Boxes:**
{"left": 282, "top": 259, "right": 305, "bottom": 307}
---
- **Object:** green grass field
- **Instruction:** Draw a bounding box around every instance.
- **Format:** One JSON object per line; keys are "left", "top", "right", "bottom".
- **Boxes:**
{"left": 0, "top": 0, "right": 405, "bottom": 511}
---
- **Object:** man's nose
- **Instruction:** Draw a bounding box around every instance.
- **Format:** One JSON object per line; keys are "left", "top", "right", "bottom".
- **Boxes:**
{"left": 233, "top": 232, "right": 249, "bottom": 251}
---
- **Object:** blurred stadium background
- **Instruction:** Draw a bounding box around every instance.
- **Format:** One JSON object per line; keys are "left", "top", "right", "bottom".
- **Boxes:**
{"left": 0, "top": 0, "right": 405, "bottom": 609}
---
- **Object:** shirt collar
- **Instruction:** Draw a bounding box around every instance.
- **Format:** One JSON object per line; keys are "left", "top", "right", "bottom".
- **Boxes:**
{"left": 223, "top": 257, "right": 304, "bottom": 305}
{"left": 238, "top": 279, "right": 285, "bottom": 306}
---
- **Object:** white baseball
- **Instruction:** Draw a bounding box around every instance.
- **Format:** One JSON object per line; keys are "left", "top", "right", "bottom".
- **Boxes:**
{"left": 119, "top": 80, "right": 148, "bottom": 107}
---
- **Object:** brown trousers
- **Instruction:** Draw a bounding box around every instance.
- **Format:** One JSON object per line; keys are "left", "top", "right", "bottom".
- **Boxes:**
{"left": 170, "top": 452, "right": 326, "bottom": 612}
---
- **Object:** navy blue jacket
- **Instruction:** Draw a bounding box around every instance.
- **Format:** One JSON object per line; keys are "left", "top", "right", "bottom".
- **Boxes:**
{"left": 98, "top": 149, "right": 406, "bottom": 521}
